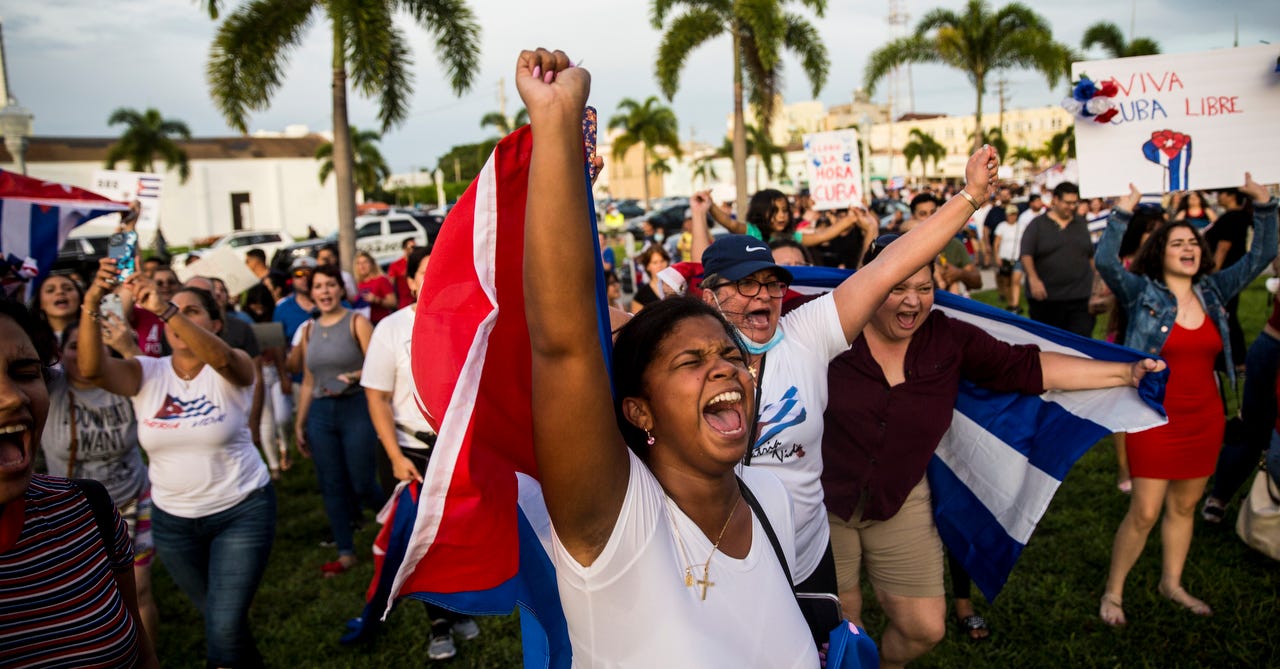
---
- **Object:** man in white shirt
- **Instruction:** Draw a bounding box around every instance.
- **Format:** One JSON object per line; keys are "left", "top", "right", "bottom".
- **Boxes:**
{"left": 1007, "top": 193, "right": 1047, "bottom": 314}
{"left": 359, "top": 247, "right": 480, "bottom": 660}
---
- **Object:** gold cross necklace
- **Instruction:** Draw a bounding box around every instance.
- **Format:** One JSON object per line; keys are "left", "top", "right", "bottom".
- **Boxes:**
{"left": 665, "top": 493, "right": 741, "bottom": 600}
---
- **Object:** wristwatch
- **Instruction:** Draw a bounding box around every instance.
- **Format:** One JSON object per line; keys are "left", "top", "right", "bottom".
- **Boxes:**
{"left": 158, "top": 302, "right": 179, "bottom": 322}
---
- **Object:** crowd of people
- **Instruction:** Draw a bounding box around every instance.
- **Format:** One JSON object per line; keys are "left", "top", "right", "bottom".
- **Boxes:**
{"left": 1, "top": 46, "right": 1278, "bottom": 668}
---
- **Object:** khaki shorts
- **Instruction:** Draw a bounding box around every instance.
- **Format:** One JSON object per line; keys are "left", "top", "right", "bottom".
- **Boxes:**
{"left": 828, "top": 477, "right": 943, "bottom": 598}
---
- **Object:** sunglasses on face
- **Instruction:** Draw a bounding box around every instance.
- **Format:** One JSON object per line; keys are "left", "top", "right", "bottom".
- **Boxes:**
{"left": 293, "top": 269, "right": 313, "bottom": 277}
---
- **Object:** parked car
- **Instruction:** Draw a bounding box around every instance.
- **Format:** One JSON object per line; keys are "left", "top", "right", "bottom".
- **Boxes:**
{"left": 53, "top": 234, "right": 112, "bottom": 279}
{"left": 354, "top": 213, "right": 430, "bottom": 265}
{"left": 203, "top": 230, "right": 291, "bottom": 262}
{"left": 398, "top": 209, "right": 446, "bottom": 246}
{"left": 270, "top": 236, "right": 334, "bottom": 274}
{"left": 625, "top": 199, "right": 690, "bottom": 238}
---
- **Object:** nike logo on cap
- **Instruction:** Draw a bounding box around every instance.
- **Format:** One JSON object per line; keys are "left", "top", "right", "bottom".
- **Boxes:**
{"left": 745, "top": 245, "right": 766, "bottom": 252}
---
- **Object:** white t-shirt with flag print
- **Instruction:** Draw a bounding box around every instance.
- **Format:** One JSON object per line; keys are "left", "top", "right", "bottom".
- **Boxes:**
{"left": 746, "top": 292, "right": 849, "bottom": 584}
{"left": 132, "top": 355, "right": 269, "bottom": 518}
{"left": 742, "top": 292, "right": 849, "bottom": 585}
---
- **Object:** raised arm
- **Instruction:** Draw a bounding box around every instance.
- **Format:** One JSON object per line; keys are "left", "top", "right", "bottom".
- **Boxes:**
{"left": 1206, "top": 173, "right": 1279, "bottom": 300}
{"left": 520, "top": 49, "right": 629, "bottom": 563}
{"left": 78, "top": 258, "right": 142, "bottom": 397}
{"left": 689, "top": 190, "right": 714, "bottom": 262}
{"left": 130, "top": 274, "right": 256, "bottom": 387}
{"left": 706, "top": 197, "right": 746, "bottom": 234}
{"left": 1093, "top": 184, "right": 1149, "bottom": 308}
{"left": 798, "top": 210, "right": 858, "bottom": 246}
{"left": 829, "top": 146, "right": 998, "bottom": 344}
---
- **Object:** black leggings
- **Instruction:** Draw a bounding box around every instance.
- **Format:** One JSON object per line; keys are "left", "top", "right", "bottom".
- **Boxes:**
{"left": 797, "top": 541, "right": 839, "bottom": 597}
{"left": 948, "top": 552, "right": 973, "bottom": 600}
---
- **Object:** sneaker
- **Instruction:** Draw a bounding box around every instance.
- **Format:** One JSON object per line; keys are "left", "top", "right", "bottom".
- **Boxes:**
{"left": 1200, "top": 497, "right": 1226, "bottom": 524}
{"left": 427, "top": 632, "right": 456, "bottom": 660}
{"left": 452, "top": 618, "right": 480, "bottom": 641}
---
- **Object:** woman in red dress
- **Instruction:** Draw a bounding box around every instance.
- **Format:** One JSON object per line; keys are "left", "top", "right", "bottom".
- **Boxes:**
{"left": 1094, "top": 178, "right": 1278, "bottom": 625}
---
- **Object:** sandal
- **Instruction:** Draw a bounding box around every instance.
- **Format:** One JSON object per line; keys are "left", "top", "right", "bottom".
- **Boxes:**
{"left": 1159, "top": 583, "right": 1212, "bottom": 617}
{"left": 1099, "top": 594, "right": 1126, "bottom": 627}
{"left": 1116, "top": 479, "right": 1132, "bottom": 494}
{"left": 956, "top": 614, "right": 990, "bottom": 641}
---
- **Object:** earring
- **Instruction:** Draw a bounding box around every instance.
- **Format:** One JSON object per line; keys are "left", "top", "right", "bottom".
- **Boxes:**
{"left": 645, "top": 429, "right": 655, "bottom": 446}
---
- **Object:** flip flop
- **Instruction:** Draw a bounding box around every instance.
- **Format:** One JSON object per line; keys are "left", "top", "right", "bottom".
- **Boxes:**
{"left": 956, "top": 614, "right": 990, "bottom": 641}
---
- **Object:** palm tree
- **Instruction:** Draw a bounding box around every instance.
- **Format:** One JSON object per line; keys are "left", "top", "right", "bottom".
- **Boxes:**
{"left": 204, "top": 0, "right": 481, "bottom": 273}
{"left": 975, "top": 127, "right": 1008, "bottom": 163}
{"left": 1081, "top": 22, "right": 1160, "bottom": 58}
{"left": 1010, "top": 145, "right": 1040, "bottom": 170}
{"left": 316, "top": 127, "right": 391, "bottom": 199}
{"left": 865, "top": 0, "right": 1067, "bottom": 152}
{"left": 103, "top": 108, "right": 192, "bottom": 183}
{"left": 652, "top": 0, "right": 829, "bottom": 216}
{"left": 692, "top": 153, "right": 719, "bottom": 186}
{"left": 901, "top": 128, "right": 946, "bottom": 183}
{"left": 479, "top": 108, "right": 529, "bottom": 136}
{"left": 1042, "top": 126, "right": 1076, "bottom": 164}
{"left": 608, "top": 96, "right": 682, "bottom": 207}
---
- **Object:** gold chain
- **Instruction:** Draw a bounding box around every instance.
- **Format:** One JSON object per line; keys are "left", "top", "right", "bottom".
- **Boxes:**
{"left": 664, "top": 492, "right": 741, "bottom": 600}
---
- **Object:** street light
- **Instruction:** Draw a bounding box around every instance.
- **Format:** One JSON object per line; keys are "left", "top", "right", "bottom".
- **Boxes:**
{"left": 0, "top": 102, "right": 33, "bottom": 175}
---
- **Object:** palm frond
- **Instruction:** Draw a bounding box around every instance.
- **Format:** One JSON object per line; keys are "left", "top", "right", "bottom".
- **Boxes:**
{"left": 654, "top": 7, "right": 724, "bottom": 99}
{"left": 400, "top": 0, "right": 482, "bottom": 96}
{"left": 863, "top": 35, "right": 936, "bottom": 97}
{"left": 207, "top": 0, "right": 315, "bottom": 133}
{"left": 782, "top": 13, "right": 828, "bottom": 98}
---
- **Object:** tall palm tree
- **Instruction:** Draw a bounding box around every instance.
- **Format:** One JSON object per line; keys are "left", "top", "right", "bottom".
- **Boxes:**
{"left": 652, "top": 0, "right": 829, "bottom": 215}
{"left": 865, "top": 0, "right": 1067, "bottom": 152}
{"left": 103, "top": 108, "right": 192, "bottom": 183}
{"left": 479, "top": 108, "right": 529, "bottom": 136}
{"left": 316, "top": 127, "right": 391, "bottom": 200}
{"left": 901, "top": 128, "right": 946, "bottom": 183}
{"left": 1010, "top": 145, "right": 1039, "bottom": 170}
{"left": 608, "top": 96, "right": 682, "bottom": 207}
{"left": 975, "top": 127, "right": 1008, "bottom": 163}
{"left": 1081, "top": 22, "right": 1160, "bottom": 58}
{"left": 204, "top": 0, "right": 481, "bottom": 273}
{"left": 692, "top": 153, "right": 719, "bottom": 186}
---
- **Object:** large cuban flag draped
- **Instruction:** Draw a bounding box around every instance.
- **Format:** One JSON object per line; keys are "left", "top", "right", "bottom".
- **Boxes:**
{"left": 787, "top": 265, "right": 1168, "bottom": 601}
{"left": 0, "top": 170, "right": 130, "bottom": 279}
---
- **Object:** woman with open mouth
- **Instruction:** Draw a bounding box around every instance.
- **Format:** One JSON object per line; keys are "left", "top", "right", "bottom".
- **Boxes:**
{"left": 694, "top": 147, "right": 1001, "bottom": 607}
{"left": 30, "top": 273, "right": 83, "bottom": 342}
{"left": 521, "top": 48, "right": 819, "bottom": 666}
{"left": 0, "top": 299, "right": 158, "bottom": 668}
{"left": 819, "top": 236, "right": 1164, "bottom": 667}
{"left": 1095, "top": 176, "right": 1277, "bottom": 626}
{"left": 78, "top": 260, "right": 273, "bottom": 668}
{"left": 292, "top": 264, "right": 382, "bottom": 577}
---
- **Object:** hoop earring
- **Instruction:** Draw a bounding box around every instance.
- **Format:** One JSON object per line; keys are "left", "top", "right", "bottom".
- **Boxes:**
{"left": 645, "top": 429, "right": 655, "bottom": 446}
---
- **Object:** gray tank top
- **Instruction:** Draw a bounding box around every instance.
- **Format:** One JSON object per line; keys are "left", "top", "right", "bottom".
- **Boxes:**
{"left": 306, "top": 310, "right": 363, "bottom": 398}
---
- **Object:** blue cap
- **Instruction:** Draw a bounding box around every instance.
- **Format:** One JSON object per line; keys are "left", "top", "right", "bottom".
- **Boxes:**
{"left": 701, "top": 234, "right": 793, "bottom": 283}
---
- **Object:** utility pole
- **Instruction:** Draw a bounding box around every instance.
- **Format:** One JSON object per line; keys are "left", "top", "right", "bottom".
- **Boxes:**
{"left": 496, "top": 77, "right": 507, "bottom": 124}
{"left": 886, "top": 0, "right": 909, "bottom": 185}
{"left": 997, "top": 78, "right": 1009, "bottom": 139}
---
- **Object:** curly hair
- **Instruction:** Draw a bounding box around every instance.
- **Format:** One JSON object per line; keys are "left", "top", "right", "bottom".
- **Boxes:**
{"left": 1130, "top": 221, "right": 1214, "bottom": 283}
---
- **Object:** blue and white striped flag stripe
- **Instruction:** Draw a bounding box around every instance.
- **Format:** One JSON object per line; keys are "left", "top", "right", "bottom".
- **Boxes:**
{"left": 0, "top": 182, "right": 129, "bottom": 279}
{"left": 787, "top": 265, "right": 1167, "bottom": 600}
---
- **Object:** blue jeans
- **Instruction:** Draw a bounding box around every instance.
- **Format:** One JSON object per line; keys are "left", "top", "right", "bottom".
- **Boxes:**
{"left": 152, "top": 484, "right": 276, "bottom": 668}
{"left": 306, "top": 393, "right": 385, "bottom": 554}
{"left": 1211, "top": 331, "right": 1280, "bottom": 502}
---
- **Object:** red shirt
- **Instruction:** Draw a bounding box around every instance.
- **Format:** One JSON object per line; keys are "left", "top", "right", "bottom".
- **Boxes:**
{"left": 131, "top": 306, "right": 166, "bottom": 356}
{"left": 359, "top": 275, "right": 396, "bottom": 324}
{"left": 387, "top": 256, "right": 413, "bottom": 309}
{"left": 821, "top": 311, "right": 1044, "bottom": 522}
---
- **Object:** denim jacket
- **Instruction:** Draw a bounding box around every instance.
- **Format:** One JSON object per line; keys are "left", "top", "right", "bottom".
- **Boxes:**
{"left": 1094, "top": 198, "right": 1278, "bottom": 381}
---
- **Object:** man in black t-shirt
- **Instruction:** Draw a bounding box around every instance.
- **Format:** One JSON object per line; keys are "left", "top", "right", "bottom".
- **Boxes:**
{"left": 1207, "top": 189, "right": 1252, "bottom": 368}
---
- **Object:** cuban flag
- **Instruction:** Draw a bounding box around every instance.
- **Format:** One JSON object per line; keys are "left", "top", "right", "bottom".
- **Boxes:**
{"left": 787, "top": 265, "right": 1167, "bottom": 600}
{"left": 357, "top": 126, "right": 876, "bottom": 667}
{"left": 0, "top": 170, "right": 130, "bottom": 279}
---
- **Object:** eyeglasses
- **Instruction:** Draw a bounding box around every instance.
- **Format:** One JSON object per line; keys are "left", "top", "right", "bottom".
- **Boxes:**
{"left": 712, "top": 277, "right": 788, "bottom": 298}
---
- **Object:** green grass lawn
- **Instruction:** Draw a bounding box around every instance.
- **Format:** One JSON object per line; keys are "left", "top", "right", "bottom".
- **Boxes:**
{"left": 154, "top": 279, "right": 1280, "bottom": 667}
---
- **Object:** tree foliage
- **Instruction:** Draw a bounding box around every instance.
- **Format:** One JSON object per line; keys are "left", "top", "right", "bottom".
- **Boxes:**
{"left": 479, "top": 108, "right": 530, "bottom": 136}
{"left": 864, "top": 0, "right": 1068, "bottom": 151}
{"left": 1081, "top": 22, "right": 1160, "bottom": 58}
{"left": 902, "top": 128, "right": 946, "bottom": 182}
{"left": 316, "top": 127, "right": 391, "bottom": 199}
{"left": 652, "top": 0, "right": 829, "bottom": 213}
{"left": 204, "top": 0, "right": 481, "bottom": 272}
{"left": 608, "top": 96, "right": 682, "bottom": 205}
{"left": 104, "top": 108, "right": 193, "bottom": 182}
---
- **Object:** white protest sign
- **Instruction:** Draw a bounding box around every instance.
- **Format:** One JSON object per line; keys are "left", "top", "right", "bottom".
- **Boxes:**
{"left": 172, "top": 246, "right": 259, "bottom": 297}
{"left": 1072, "top": 44, "right": 1280, "bottom": 198}
{"left": 91, "top": 170, "right": 163, "bottom": 235}
{"left": 802, "top": 129, "right": 864, "bottom": 210}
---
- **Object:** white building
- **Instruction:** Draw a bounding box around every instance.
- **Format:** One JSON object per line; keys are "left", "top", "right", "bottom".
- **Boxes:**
{"left": 0, "top": 132, "right": 339, "bottom": 246}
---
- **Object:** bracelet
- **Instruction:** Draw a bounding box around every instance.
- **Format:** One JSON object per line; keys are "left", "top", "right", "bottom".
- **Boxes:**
{"left": 83, "top": 309, "right": 102, "bottom": 322}
{"left": 958, "top": 190, "right": 983, "bottom": 211}
{"left": 158, "top": 302, "right": 179, "bottom": 322}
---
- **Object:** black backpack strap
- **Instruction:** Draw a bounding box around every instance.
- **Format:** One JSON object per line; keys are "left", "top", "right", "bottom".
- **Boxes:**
{"left": 72, "top": 478, "right": 123, "bottom": 568}
{"left": 737, "top": 475, "right": 794, "bottom": 591}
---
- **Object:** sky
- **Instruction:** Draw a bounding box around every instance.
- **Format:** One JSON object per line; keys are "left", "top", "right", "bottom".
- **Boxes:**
{"left": 4, "top": 0, "right": 1277, "bottom": 173}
